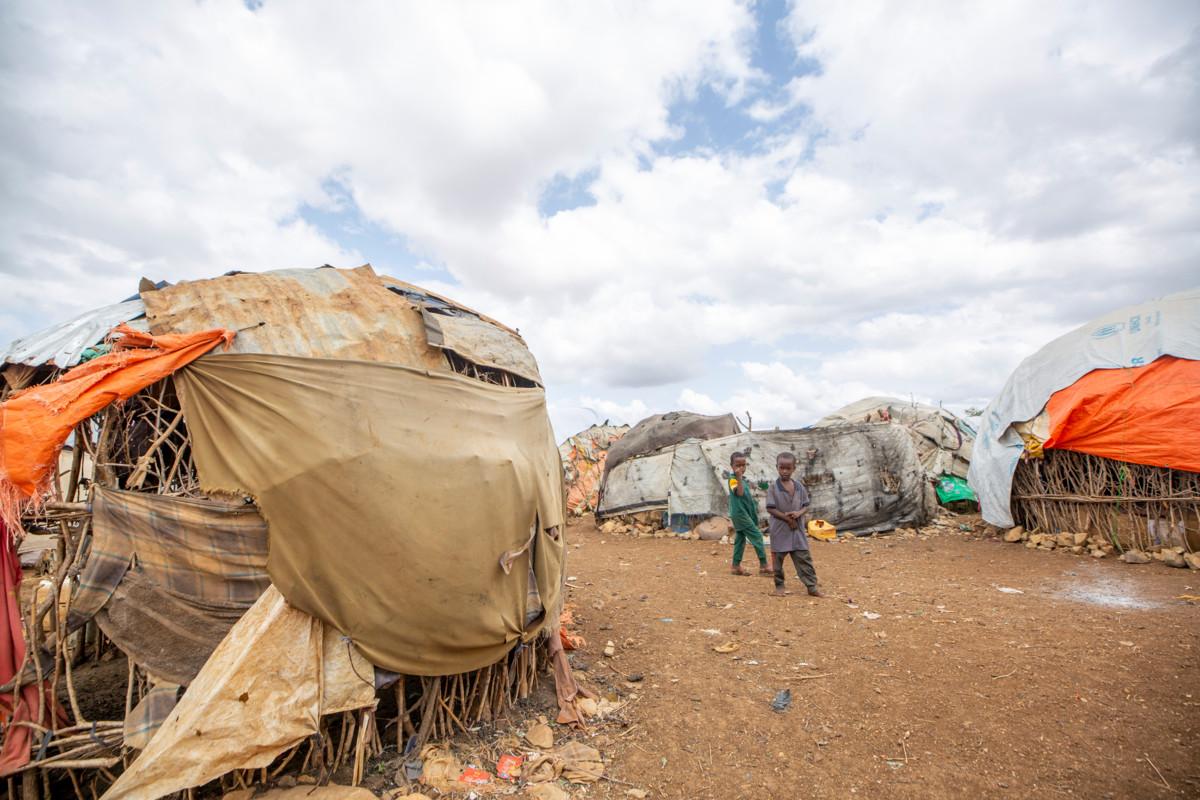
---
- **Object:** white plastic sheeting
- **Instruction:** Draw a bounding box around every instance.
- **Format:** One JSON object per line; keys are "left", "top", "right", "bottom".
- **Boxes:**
{"left": 667, "top": 439, "right": 726, "bottom": 518}
{"left": 597, "top": 450, "right": 673, "bottom": 515}
{"left": 700, "top": 428, "right": 932, "bottom": 535}
{"left": 2, "top": 299, "right": 146, "bottom": 368}
{"left": 600, "top": 426, "right": 933, "bottom": 534}
{"left": 816, "top": 396, "right": 974, "bottom": 480}
{"left": 968, "top": 288, "right": 1200, "bottom": 527}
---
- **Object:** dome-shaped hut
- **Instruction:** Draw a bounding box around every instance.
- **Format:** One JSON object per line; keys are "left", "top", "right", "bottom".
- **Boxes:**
{"left": 969, "top": 288, "right": 1200, "bottom": 556}
{"left": 0, "top": 265, "right": 581, "bottom": 797}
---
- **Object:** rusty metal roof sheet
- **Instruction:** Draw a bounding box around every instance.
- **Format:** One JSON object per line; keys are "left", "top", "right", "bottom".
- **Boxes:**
{"left": 422, "top": 310, "right": 542, "bottom": 384}
{"left": 142, "top": 265, "right": 446, "bottom": 371}
{"left": 2, "top": 299, "right": 148, "bottom": 368}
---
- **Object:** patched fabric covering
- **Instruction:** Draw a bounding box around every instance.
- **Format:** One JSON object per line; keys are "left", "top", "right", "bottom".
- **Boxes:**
{"left": 175, "top": 352, "right": 565, "bottom": 676}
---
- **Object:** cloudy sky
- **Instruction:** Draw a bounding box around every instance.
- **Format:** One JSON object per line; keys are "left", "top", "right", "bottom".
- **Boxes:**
{"left": 2, "top": 1, "right": 1197, "bottom": 439}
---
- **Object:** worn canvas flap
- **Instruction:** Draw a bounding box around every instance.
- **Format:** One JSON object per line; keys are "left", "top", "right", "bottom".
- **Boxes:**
{"left": 175, "top": 352, "right": 565, "bottom": 675}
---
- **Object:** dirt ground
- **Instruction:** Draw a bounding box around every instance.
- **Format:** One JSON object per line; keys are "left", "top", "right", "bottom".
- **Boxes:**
{"left": 561, "top": 514, "right": 1200, "bottom": 800}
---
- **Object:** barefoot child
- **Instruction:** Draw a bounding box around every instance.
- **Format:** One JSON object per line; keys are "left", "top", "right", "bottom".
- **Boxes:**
{"left": 765, "top": 452, "right": 823, "bottom": 597}
{"left": 728, "top": 451, "right": 771, "bottom": 576}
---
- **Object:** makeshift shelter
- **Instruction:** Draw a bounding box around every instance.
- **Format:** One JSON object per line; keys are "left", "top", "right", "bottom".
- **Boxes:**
{"left": 559, "top": 423, "right": 629, "bottom": 515}
{"left": 0, "top": 265, "right": 583, "bottom": 798}
{"left": 816, "top": 396, "right": 977, "bottom": 507}
{"left": 969, "top": 288, "right": 1200, "bottom": 550}
{"left": 602, "top": 411, "right": 738, "bottom": 475}
{"left": 598, "top": 426, "right": 933, "bottom": 535}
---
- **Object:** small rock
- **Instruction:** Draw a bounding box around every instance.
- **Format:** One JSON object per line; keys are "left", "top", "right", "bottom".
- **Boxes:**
{"left": 1071, "top": 545, "right": 1084, "bottom": 555}
{"left": 625, "top": 790, "right": 649, "bottom": 799}
{"left": 1073, "top": 532, "right": 1089, "bottom": 546}
{"left": 1024, "top": 541, "right": 1037, "bottom": 550}
{"left": 603, "top": 640, "right": 615, "bottom": 658}
{"left": 1160, "top": 550, "right": 1187, "bottom": 568}
{"left": 1091, "top": 549, "right": 1106, "bottom": 559}
{"left": 1004, "top": 527, "right": 1024, "bottom": 543}
{"left": 1121, "top": 550, "right": 1152, "bottom": 564}
{"left": 1185, "top": 553, "right": 1200, "bottom": 570}
{"left": 277, "top": 775, "right": 297, "bottom": 788}
{"left": 1056, "top": 532, "right": 1074, "bottom": 548}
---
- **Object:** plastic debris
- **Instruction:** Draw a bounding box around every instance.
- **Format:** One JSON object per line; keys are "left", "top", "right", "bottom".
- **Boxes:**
{"left": 457, "top": 767, "right": 491, "bottom": 785}
{"left": 495, "top": 754, "right": 523, "bottom": 780}
{"left": 771, "top": 688, "right": 792, "bottom": 713}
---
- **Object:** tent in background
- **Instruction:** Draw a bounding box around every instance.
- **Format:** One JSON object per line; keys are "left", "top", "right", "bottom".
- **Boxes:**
{"left": 559, "top": 423, "right": 629, "bottom": 515}
{"left": 968, "top": 287, "right": 1200, "bottom": 551}
{"left": 816, "top": 396, "right": 977, "bottom": 508}
{"left": 599, "top": 425, "right": 933, "bottom": 536}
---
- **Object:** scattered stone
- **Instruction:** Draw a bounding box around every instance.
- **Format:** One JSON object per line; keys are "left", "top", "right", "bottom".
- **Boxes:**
{"left": 1160, "top": 550, "right": 1187, "bottom": 568}
{"left": 1091, "top": 549, "right": 1107, "bottom": 559}
{"left": 1121, "top": 550, "right": 1152, "bottom": 564}
{"left": 625, "top": 790, "right": 649, "bottom": 799}
{"left": 1073, "top": 532, "right": 1089, "bottom": 546}
{"left": 603, "top": 641, "right": 615, "bottom": 658}
{"left": 695, "top": 516, "right": 733, "bottom": 541}
{"left": 1185, "top": 553, "right": 1200, "bottom": 570}
{"left": 1004, "top": 527, "right": 1024, "bottom": 543}
{"left": 1056, "top": 532, "right": 1075, "bottom": 548}
{"left": 1024, "top": 541, "right": 1037, "bottom": 550}
{"left": 1071, "top": 545, "right": 1084, "bottom": 555}
{"left": 277, "top": 775, "right": 297, "bottom": 788}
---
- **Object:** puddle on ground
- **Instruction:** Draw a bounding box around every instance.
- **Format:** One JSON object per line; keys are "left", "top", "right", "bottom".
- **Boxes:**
{"left": 1054, "top": 570, "right": 1162, "bottom": 610}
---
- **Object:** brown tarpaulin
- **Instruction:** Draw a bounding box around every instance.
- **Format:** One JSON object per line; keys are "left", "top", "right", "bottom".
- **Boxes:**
{"left": 174, "top": 353, "right": 565, "bottom": 676}
{"left": 102, "top": 586, "right": 375, "bottom": 800}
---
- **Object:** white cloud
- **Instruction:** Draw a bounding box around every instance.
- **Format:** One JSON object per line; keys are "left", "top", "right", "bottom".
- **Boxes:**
{"left": 2, "top": 1, "right": 1197, "bottom": 444}
{"left": 0, "top": 0, "right": 757, "bottom": 343}
{"left": 577, "top": 397, "right": 650, "bottom": 427}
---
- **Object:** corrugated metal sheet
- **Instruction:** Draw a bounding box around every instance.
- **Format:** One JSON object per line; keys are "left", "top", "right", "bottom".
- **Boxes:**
{"left": 141, "top": 265, "right": 449, "bottom": 370}
{"left": 423, "top": 310, "right": 543, "bottom": 384}
{"left": 2, "top": 299, "right": 147, "bottom": 368}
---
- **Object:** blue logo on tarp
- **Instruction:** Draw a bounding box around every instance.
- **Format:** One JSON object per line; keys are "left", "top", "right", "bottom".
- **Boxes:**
{"left": 1091, "top": 322, "right": 1124, "bottom": 339}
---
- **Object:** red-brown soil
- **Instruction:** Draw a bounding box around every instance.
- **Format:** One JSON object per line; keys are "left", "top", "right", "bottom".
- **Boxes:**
{"left": 562, "top": 515, "right": 1200, "bottom": 800}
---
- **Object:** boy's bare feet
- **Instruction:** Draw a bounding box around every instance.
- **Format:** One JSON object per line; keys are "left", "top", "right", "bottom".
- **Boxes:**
{"left": 772, "top": 587, "right": 789, "bottom": 597}
{"left": 807, "top": 586, "right": 824, "bottom": 597}
{"left": 730, "top": 565, "right": 751, "bottom": 576}
{"left": 758, "top": 565, "right": 773, "bottom": 576}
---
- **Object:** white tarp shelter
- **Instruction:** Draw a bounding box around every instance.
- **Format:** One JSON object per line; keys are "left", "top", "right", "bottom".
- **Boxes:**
{"left": 598, "top": 426, "right": 933, "bottom": 535}
{"left": 815, "top": 396, "right": 975, "bottom": 480}
{"left": 968, "top": 287, "right": 1200, "bottom": 527}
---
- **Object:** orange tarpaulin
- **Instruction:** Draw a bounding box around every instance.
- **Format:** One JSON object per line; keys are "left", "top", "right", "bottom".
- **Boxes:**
{"left": 0, "top": 324, "right": 234, "bottom": 527}
{"left": 1044, "top": 355, "right": 1200, "bottom": 472}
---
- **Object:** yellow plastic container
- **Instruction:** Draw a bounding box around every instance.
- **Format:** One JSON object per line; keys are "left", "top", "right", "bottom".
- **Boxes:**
{"left": 807, "top": 519, "right": 837, "bottom": 541}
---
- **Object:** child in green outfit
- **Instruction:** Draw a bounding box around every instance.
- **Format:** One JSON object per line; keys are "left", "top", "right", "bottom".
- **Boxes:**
{"left": 728, "top": 451, "right": 770, "bottom": 576}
